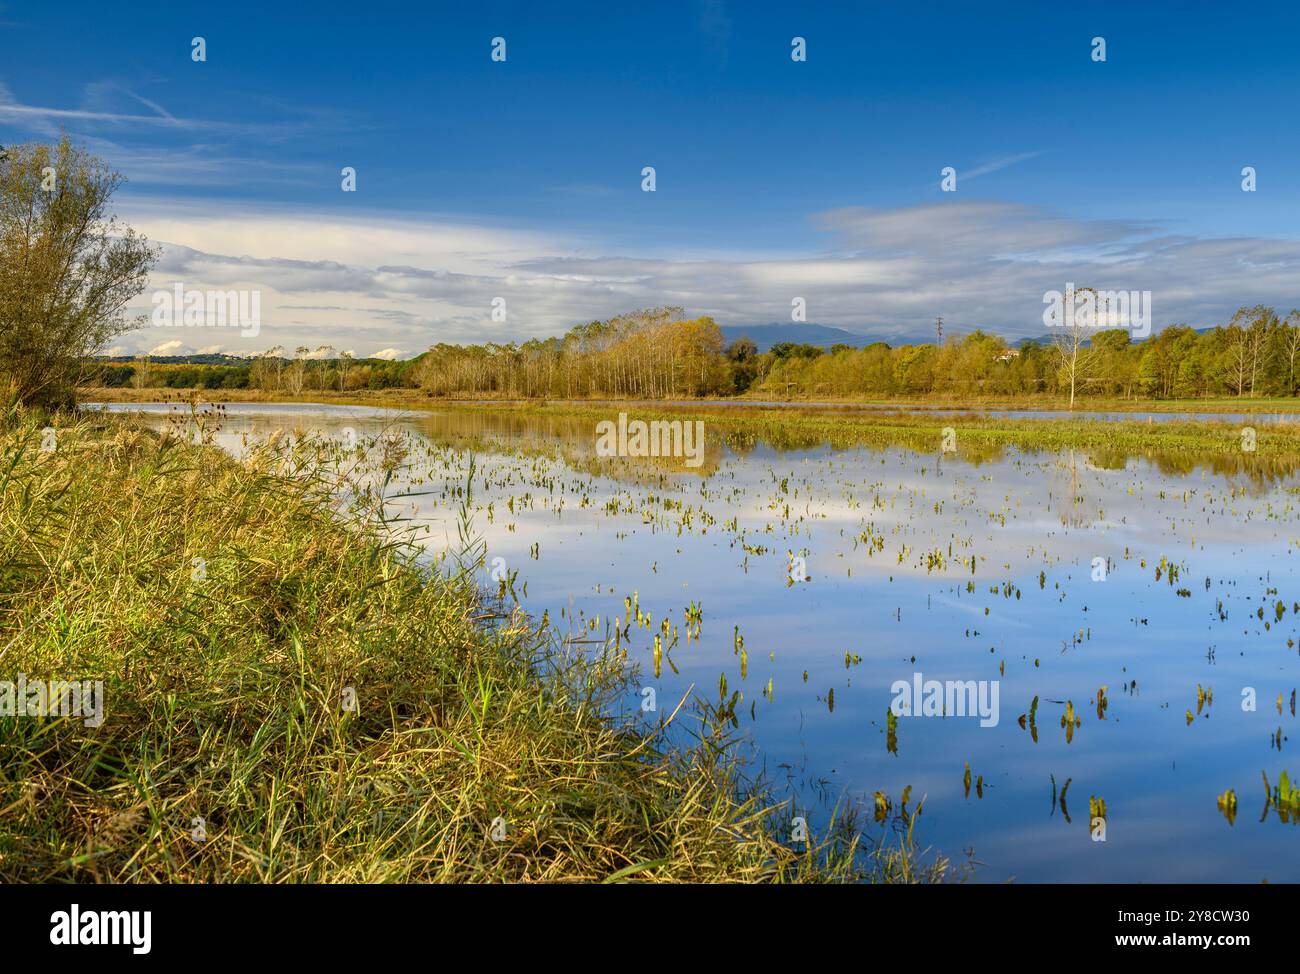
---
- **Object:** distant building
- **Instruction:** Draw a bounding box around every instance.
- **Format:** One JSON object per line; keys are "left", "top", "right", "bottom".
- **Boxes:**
{"left": 996, "top": 349, "right": 1021, "bottom": 363}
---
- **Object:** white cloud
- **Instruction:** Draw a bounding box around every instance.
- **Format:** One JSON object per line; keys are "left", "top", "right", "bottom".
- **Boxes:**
{"left": 147, "top": 340, "right": 187, "bottom": 355}
{"left": 102, "top": 197, "right": 1300, "bottom": 356}
{"left": 815, "top": 201, "right": 1153, "bottom": 255}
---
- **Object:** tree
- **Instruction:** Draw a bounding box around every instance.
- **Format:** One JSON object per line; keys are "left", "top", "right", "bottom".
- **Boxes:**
{"left": 337, "top": 350, "right": 354, "bottom": 391}
{"left": 0, "top": 137, "right": 158, "bottom": 407}
{"left": 285, "top": 346, "right": 310, "bottom": 394}
{"left": 130, "top": 357, "right": 153, "bottom": 390}
{"left": 1281, "top": 312, "right": 1300, "bottom": 396}
{"left": 726, "top": 336, "right": 759, "bottom": 394}
{"left": 1222, "top": 321, "right": 1251, "bottom": 397}
{"left": 1228, "top": 305, "right": 1278, "bottom": 396}
{"left": 1090, "top": 329, "right": 1134, "bottom": 397}
{"left": 1049, "top": 286, "right": 1102, "bottom": 408}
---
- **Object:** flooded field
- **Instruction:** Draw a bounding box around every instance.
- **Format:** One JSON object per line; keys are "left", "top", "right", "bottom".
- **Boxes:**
{"left": 99, "top": 401, "right": 1300, "bottom": 882}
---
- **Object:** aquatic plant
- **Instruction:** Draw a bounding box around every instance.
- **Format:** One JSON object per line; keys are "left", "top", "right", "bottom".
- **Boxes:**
{"left": 1217, "top": 789, "right": 1238, "bottom": 825}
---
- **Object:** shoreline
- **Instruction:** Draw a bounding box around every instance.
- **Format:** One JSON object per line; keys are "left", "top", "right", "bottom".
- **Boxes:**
{"left": 80, "top": 385, "right": 1300, "bottom": 416}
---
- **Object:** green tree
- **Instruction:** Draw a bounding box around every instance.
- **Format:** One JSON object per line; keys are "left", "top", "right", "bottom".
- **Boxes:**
{"left": 0, "top": 137, "right": 157, "bottom": 407}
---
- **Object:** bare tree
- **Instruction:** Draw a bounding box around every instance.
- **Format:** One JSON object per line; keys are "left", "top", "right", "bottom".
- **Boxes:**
{"left": 313, "top": 345, "right": 334, "bottom": 389}
{"left": 1223, "top": 324, "right": 1251, "bottom": 397}
{"left": 1050, "top": 286, "right": 1103, "bottom": 408}
{"left": 1230, "top": 305, "right": 1276, "bottom": 396}
{"left": 130, "top": 356, "right": 153, "bottom": 390}
{"left": 284, "top": 346, "right": 310, "bottom": 395}
{"left": 337, "top": 350, "right": 354, "bottom": 391}
{"left": 1220, "top": 306, "right": 1275, "bottom": 397}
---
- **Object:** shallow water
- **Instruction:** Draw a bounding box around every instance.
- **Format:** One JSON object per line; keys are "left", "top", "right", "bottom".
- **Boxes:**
{"left": 460, "top": 397, "right": 1300, "bottom": 425}
{"left": 96, "top": 401, "right": 1300, "bottom": 881}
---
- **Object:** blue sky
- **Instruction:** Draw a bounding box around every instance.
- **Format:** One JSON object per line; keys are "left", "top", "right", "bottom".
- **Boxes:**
{"left": 2, "top": 0, "right": 1298, "bottom": 357}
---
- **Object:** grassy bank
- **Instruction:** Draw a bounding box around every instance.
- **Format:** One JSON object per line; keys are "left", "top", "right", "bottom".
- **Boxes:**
{"left": 0, "top": 408, "right": 943, "bottom": 883}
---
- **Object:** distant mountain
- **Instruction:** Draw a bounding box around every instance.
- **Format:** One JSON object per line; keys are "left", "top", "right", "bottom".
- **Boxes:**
{"left": 719, "top": 324, "right": 875, "bottom": 352}
{"left": 90, "top": 352, "right": 397, "bottom": 365}
{"left": 94, "top": 352, "right": 253, "bottom": 365}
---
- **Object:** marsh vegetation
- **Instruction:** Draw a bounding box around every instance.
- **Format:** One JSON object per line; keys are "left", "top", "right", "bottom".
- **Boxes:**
{"left": 1, "top": 405, "right": 959, "bottom": 882}
{"left": 74, "top": 398, "right": 1300, "bottom": 881}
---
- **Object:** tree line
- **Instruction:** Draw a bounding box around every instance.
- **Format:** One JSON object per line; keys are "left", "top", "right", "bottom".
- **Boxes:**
{"left": 85, "top": 353, "right": 414, "bottom": 392}
{"left": 411, "top": 307, "right": 730, "bottom": 398}
{"left": 749, "top": 306, "right": 1300, "bottom": 400}
{"left": 400, "top": 304, "right": 1300, "bottom": 402}
{"left": 83, "top": 304, "right": 1300, "bottom": 403}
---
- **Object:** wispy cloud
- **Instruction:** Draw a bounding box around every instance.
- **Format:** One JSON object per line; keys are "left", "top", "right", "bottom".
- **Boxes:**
{"left": 0, "top": 79, "right": 344, "bottom": 141}
{"left": 81, "top": 81, "right": 177, "bottom": 122}
{"left": 923, "top": 152, "right": 1044, "bottom": 192}
{"left": 0, "top": 96, "right": 183, "bottom": 127}
{"left": 961, "top": 151, "right": 1043, "bottom": 181}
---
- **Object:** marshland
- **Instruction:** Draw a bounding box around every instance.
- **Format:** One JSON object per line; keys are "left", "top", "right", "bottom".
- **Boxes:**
{"left": 2, "top": 404, "right": 892, "bottom": 882}
{"left": 5, "top": 3, "right": 1300, "bottom": 886}
{"left": 59, "top": 396, "right": 1300, "bottom": 882}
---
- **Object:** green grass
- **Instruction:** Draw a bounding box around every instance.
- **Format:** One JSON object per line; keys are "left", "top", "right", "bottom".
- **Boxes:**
{"left": 0, "top": 407, "right": 949, "bottom": 883}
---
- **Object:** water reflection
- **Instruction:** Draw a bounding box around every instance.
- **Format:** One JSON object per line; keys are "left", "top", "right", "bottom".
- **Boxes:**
{"left": 95, "top": 402, "right": 1300, "bottom": 882}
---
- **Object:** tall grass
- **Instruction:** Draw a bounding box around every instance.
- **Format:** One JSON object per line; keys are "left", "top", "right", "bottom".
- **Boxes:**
{"left": 0, "top": 407, "right": 948, "bottom": 882}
